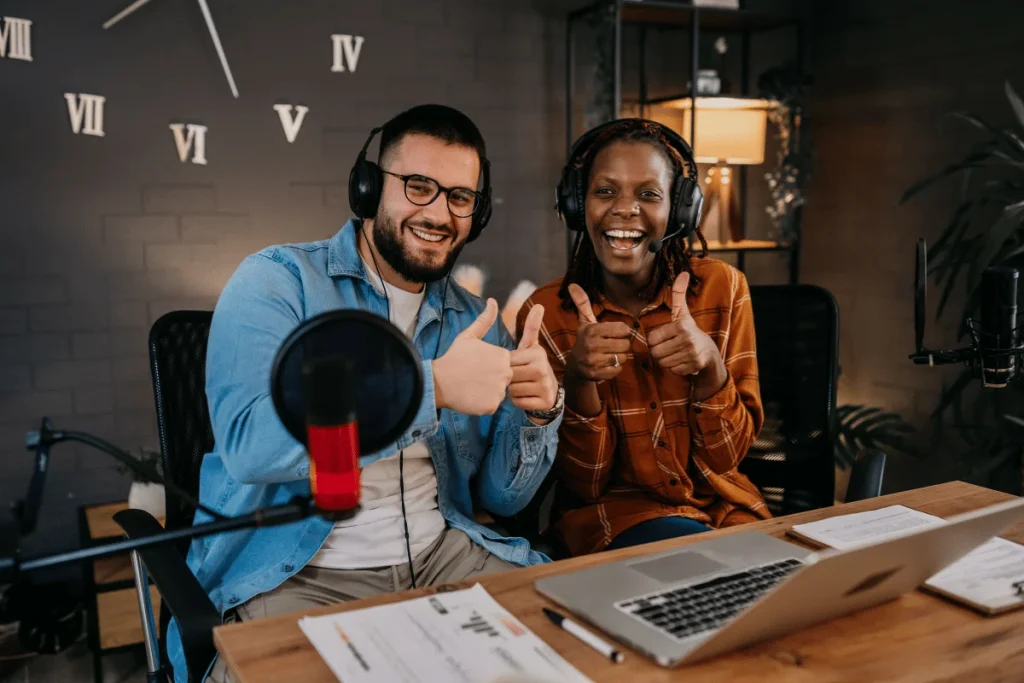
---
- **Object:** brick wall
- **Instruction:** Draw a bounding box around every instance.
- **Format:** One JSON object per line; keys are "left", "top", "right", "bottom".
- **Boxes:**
{"left": 0, "top": 0, "right": 569, "bottom": 554}
{"left": 803, "top": 0, "right": 1024, "bottom": 488}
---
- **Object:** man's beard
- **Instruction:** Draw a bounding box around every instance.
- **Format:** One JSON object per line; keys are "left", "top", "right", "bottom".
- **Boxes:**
{"left": 371, "top": 207, "right": 466, "bottom": 284}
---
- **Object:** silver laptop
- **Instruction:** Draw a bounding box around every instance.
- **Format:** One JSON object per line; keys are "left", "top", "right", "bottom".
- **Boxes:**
{"left": 536, "top": 497, "right": 1024, "bottom": 667}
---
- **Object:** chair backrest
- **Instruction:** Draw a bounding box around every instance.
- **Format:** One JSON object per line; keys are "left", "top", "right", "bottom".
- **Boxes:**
{"left": 740, "top": 284, "right": 838, "bottom": 515}
{"left": 148, "top": 310, "right": 216, "bottom": 540}
{"left": 148, "top": 310, "right": 215, "bottom": 667}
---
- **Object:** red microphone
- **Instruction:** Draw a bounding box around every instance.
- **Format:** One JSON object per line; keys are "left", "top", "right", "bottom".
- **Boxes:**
{"left": 302, "top": 356, "right": 361, "bottom": 514}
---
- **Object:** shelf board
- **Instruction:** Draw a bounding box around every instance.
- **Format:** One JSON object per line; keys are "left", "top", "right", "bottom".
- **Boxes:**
{"left": 620, "top": 1, "right": 800, "bottom": 32}
{"left": 704, "top": 239, "right": 787, "bottom": 252}
{"left": 97, "top": 585, "right": 161, "bottom": 650}
{"left": 631, "top": 94, "right": 778, "bottom": 109}
{"left": 85, "top": 501, "right": 165, "bottom": 541}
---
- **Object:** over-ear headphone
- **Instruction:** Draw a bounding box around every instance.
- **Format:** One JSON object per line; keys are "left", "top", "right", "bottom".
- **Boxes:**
{"left": 555, "top": 118, "right": 704, "bottom": 253}
{"left": 348, "top": 125, "right": 493, "bottom": 242}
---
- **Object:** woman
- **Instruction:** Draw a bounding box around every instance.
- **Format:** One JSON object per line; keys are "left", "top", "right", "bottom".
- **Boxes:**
{"left": 517, "top": 119, "right": 770, "bottom": 555}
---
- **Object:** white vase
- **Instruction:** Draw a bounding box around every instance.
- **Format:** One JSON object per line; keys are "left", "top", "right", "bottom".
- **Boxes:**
{"left": 128, "top": 482, "right": 166, "bottom": 519}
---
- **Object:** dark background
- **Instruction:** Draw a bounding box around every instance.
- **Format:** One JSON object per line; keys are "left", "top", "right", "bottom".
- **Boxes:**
{"left": 1, "top": 0, "right": 571, "bottom": 555}
{"left": 2, "top": 0, "right": 1024, "bottom": 556}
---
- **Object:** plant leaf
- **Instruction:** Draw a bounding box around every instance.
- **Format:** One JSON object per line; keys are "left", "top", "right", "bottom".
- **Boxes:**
{"left": 930, "top": 205, "right": 979, "bottom": 290}
{"left": 965, "top": 199, "right": 1024, "bottom": 297}
{"left": 929, "top": 198, "right": 976, "bottom": 258}
{"left": 836, "top": 404, "right": 920, "bottom": 469}
{"left": 936, "top": 241, "right": 978, "bottom": 319}
{"left": 899, "top": 145, "right": 1002, "bottom": 205}
{"left": 945, "top": 111, "right": 1024, "bottom": 159}
{"left": 932, "top": 367, "right": 976, "bottom": 419}
{"left": 1006, "top": 81, "right": 1024, "bottom": 133}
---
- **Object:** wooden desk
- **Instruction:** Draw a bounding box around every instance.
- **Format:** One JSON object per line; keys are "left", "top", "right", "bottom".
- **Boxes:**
{"left": 214, "top": 482, "right": 1024, "bottom": 682}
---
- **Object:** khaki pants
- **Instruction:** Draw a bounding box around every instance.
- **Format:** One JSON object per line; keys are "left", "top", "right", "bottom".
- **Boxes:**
{"left": 206, "top": 527, "right": 513, "bottom": 683}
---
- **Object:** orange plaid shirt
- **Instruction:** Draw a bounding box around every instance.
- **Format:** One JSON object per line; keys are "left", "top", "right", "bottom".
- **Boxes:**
{"left": 517, "top": 257, "right": 770, "bottom": 556}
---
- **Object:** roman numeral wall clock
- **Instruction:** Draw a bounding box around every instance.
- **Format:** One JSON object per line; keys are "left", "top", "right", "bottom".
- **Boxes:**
{"left": 1, "top": 4, "right": 367, "bottom": 165}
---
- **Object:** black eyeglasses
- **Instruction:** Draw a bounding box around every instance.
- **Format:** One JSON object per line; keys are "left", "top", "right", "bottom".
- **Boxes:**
{"left": 381, "top": 169, "right": 483, "bottom": 218}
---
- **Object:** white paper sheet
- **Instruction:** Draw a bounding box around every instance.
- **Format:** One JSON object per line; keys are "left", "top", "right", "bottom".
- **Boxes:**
{"left": 789, "top": 505, "right": 946, "bottom": 550}
{"left": 298, "top": 583, "right": 593, "bottom": 683}
{"left": 925, "top": 537, "right": 1024, "bottom": 612}
{"left": 789, "top": 505, "right": 1024, "bottom": 613}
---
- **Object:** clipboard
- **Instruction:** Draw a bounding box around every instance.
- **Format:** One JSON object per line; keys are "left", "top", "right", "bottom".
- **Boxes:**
{"left": 786, "top": 506, "right": 1024, "bottom": 616}
{"left": 919, "top": 537, "right": 1024, "bottom": 615}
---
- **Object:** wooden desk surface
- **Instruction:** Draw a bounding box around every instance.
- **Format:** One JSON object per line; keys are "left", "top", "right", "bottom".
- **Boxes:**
{"left": 214, "top": 482, "right": 1024, "bottom": 682}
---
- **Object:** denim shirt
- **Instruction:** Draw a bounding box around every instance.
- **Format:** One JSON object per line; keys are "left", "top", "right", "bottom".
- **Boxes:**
{"left": 165, "top": 220, "right": 562, "bottom": 683}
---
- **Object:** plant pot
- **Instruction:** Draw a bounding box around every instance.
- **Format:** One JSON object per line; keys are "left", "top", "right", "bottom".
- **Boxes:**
{"left": 128, "top": 482, "right": 166, "bottom": 520}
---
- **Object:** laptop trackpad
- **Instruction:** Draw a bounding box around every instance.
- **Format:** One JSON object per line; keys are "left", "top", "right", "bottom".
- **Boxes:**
{"left": 630, "top": 552, "right": 727, "bottom": 584}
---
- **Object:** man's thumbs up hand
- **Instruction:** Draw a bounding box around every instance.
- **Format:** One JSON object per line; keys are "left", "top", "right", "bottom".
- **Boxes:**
{"left": 516, "top": 303, "right": 543, "bottom": 350}
{"left": 457, "top": 297, "right": 500, "bottom": 341}
{"left": 509, "top": 304, "right": 560, "bottom": 421}
{"left": 434, "top": 298, "right": 512, "bottom": 416}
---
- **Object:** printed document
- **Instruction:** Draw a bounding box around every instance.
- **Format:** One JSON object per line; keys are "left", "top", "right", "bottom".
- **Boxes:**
{"left": 298, "top": 583, "right": 593, "bottom": 683}
{"left": 788, "top": 505, "right": 1024, "bottom": 614}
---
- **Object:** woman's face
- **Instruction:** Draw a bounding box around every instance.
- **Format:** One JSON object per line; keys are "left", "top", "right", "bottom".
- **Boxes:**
{"left": 584, "top": 140, "right": 674, "bottom": 279}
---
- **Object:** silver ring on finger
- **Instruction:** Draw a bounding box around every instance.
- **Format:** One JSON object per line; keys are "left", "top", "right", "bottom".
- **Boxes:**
{"left": 612, "top": 353, "right": 620, "bottom": 368}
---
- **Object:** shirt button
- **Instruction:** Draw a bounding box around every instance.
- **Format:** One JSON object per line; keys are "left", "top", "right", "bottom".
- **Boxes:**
{"left": 412, "top": 430, "right": 421, "bottom": 438}
{"left": 527, "top": 434, "right": 536, "bottom": 443}
{"left": 284, "top": 564, "right": 294, "bottom": 572}
{"left": 650, "top": 402, "right": 657, "bottom": 410}
{"left": 658, "top": 440, "right": 667, "bottom": 448}
{"left": 669, "top": 479, "right": 679, "bottom": 486}
{"left": 228, "top": 596, "right": 239, "bottom": 604}
{"left": 694, "top": 407, "right": 702, "bottom": 414}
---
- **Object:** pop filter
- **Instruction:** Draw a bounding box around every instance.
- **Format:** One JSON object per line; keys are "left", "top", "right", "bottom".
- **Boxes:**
{"left": 270, "top": 310, "right": 424, "bottom": 455}
{"left": 915, "top": 238, "right": 927, "bottom": 353}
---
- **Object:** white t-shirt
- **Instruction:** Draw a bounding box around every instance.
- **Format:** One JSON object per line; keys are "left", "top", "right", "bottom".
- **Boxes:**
{"left": 308, "top": 262, "right": 446, "bottom": 569}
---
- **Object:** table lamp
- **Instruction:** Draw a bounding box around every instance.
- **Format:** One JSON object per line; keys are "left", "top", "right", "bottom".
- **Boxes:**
{"left": 634, "top": 97, "right": 774, "bottom": 244}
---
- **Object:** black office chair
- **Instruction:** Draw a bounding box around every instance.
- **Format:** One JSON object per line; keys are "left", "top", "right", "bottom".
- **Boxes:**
{"left": 742, "top": 284, "right": 884, "bottom": 512}
{"left": 113, "top": 311, "right": 220, "bottom": 683}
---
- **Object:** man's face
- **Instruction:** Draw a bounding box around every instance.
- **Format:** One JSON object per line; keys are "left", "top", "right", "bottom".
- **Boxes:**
{"left": 371, "top": 134, "right": 480, "bottom": 284}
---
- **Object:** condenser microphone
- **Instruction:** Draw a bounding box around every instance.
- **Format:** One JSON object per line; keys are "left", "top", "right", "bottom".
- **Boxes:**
{"left": 302, "top": 356, "right": 361, "bottom": 514}
{"left": 979, "top": 267, "right": 1019, "bottom": 388}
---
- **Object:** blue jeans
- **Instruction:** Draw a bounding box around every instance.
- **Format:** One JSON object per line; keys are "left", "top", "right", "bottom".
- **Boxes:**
{"left": 606, "top": 517, "right": 711, "bottom": 551}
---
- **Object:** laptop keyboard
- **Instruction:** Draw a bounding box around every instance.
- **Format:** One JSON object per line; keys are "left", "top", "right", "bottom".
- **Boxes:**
{"left": 616, "top": 558, "right": 804, "bottom": 641}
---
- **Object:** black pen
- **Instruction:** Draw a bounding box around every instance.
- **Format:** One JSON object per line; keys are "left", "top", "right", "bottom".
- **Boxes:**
{"left": 543, "top": 607, "right": 624, "bottom": 664}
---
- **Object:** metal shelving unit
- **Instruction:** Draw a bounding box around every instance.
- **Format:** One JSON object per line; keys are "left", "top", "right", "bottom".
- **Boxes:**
{"left": 565, "top": 0, "right": 810, "bottom": 283}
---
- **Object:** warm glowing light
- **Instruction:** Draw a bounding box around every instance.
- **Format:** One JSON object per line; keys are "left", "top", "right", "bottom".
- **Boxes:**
{"left": 636, "top": 98, "right": 775, "bottom": 165}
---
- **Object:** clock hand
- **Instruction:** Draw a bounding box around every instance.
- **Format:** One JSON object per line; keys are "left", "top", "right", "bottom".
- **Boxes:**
{"left": 103, "top": 0, "right": 157, "bottom": 30}
{"left": 196, "top": 0, "right": 239, "bottom": 98}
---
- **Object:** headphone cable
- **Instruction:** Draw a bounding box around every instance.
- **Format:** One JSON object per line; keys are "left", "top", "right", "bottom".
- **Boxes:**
{"left": 361, "top": 221, "right": 452, "bottom": 591}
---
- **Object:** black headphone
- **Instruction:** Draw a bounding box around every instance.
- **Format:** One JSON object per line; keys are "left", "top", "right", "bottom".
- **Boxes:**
{"left": 348, "top": 125, "right": 494, "bottom": 242}
{"left": 556, "top": 118, "right": 704, "bottom": 253}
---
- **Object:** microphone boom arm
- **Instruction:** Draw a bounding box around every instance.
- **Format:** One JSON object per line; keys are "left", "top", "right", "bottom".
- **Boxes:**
{"left": 1, "top": 496, "right": 312, "bottom": 583}
{"left": 19, "top": 418, "right": 227, "bottom": 529}
{"left": 908, "top": 346, "right": 977, "bottom": 366}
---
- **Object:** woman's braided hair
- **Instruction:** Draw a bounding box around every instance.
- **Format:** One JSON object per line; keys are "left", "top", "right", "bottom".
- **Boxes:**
{"left": 558, "top": 119, "right": 707, "bottom": 311}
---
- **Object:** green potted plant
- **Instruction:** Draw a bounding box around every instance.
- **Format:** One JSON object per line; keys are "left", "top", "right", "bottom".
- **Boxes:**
{"left": 900, "top": 81, "right": 1024, "bottom": 493}
{"left": 835, "top": 404, "right": 919, "bottom": 471}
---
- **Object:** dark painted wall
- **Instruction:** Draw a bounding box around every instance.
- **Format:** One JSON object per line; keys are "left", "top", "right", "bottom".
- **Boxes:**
{"left": 0, "top": 0, "right": 568, "bottom": 554}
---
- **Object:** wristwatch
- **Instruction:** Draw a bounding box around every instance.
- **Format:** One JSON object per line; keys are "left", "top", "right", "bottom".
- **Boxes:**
{"left": 526, "top": 385, "right": 565, "bottom": 421}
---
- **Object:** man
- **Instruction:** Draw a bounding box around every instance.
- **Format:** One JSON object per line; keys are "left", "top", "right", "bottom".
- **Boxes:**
{"left": 166, "top": 104, "right": 565, "bottom": 683}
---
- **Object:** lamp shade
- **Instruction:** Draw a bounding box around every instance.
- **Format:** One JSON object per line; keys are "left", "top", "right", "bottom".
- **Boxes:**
{"left": 640, "top": 98, "right": 774, "bottom": 165}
